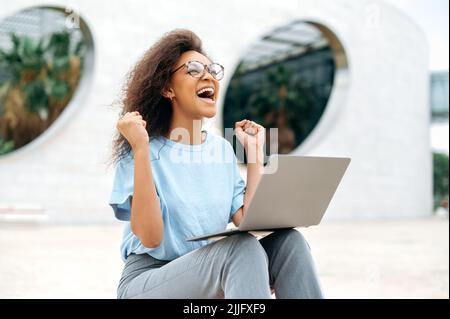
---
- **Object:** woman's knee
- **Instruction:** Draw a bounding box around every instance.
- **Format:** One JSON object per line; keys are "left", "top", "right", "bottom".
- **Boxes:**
{"left": 275, "top": 228, "right": 311, "bottom": 251}
{"left": 224, "top": 233, "right": 269, "bottom": 264}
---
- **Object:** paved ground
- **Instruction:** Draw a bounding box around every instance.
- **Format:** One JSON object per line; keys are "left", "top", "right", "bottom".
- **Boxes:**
{"left": 0, "top": 217, "right": 448, "bottom": 299}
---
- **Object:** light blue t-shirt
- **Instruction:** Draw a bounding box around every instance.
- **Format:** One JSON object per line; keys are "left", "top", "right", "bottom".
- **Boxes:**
{"left": 109, "top": 131, "right": 246, "bottom": 262}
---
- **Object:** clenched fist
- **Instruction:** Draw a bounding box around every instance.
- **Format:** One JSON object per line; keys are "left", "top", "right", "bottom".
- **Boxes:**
{"left": 117, "top": 111, "right": 148, "bottom": 150}
{"left": 235, "top": 119, "right": 265, "bottom": 150}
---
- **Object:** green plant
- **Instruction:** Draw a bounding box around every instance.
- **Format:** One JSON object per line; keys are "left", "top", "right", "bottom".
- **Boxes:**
{"left": 0, "top": 30, "right": 86, "bottom": 153}
{"left": 225, "top": 63, "right": 323, "bottom": 155}
{"left": 0, "top": 137, "right": 14, "bottom": 155}
{"left": 433, "top": 151, "right": 449, "bottom": 210}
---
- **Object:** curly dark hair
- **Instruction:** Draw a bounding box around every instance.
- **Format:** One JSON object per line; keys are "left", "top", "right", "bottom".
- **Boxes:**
{"left": 110, "top": 29, "right": 209, "bottom": 165}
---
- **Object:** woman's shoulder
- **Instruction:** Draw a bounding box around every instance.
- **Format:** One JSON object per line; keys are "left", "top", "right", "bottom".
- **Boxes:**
{"left": 115, "top": 151, "right": 133, "bottom": 164}
{"left": 114, "top": 140, "right": 162, "bottom": 168}
{"left": 207, "top": 131, "right": 233, "bottom": 149}
{"left": 149, "top": 136, "right": 166, "bottom": 160}
{"left": 206, "top": 131, "right": 238, "bottom": 164}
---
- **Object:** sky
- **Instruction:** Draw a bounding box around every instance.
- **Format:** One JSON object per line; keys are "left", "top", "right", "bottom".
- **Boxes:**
{"left": 381, "top": 0, "right": 449, "bottom": 154}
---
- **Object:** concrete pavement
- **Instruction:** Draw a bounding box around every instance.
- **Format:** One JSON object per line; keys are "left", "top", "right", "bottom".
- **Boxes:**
{"left": 0, "top": 217, "right": 448, "bottom": 298}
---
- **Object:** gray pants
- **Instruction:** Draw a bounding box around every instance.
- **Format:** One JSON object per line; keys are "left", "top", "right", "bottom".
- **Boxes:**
{"left": 117, "top": 229, "right": 324, "bottom": 299}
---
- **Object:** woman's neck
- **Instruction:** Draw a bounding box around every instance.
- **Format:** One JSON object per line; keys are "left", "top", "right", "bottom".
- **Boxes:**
{"left": 166, "top": 115, "right": 204, "bottom": 145}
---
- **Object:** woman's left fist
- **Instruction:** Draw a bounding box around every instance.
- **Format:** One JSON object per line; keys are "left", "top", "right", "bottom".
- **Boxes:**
{"left": 235, "top": 119, "right": 265, "bottom": 150}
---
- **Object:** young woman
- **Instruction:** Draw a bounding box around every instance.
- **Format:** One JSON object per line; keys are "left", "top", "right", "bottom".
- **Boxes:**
{"left": 109, "top": 29, "right": 323, "bottom": 299}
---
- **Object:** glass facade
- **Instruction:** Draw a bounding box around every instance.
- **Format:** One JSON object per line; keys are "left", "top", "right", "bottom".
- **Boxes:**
{"left": 430, "top": 71, "right": 449, "bottom": 123}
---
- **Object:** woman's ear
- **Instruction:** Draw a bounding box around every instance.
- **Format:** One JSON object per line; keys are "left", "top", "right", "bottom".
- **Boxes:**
{"left": 161, "top": 86, "right": 174, "bottom": 100}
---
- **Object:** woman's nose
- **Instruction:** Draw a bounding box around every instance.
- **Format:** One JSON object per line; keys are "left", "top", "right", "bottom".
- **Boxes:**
{"left": 201, "top": 70, "right": 216, "bottom": 82}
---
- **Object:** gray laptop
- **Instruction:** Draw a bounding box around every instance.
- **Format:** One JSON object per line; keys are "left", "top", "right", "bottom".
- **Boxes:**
{"left": 186, "top": 154, "right": 351, "bottom": 242}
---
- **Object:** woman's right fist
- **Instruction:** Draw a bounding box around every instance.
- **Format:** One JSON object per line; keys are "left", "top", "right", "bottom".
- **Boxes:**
{"left": 117, "top": 111, "right": 149, "bottom": 150}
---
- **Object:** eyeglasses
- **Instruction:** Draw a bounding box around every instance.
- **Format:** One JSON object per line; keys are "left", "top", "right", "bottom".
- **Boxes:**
{"left": 171, "top": 60, "right": 224, "bottom": 81}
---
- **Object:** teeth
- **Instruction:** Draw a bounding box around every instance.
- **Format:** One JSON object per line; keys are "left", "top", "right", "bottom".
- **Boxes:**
{"left": 196, "top": 87, "right": 214, "bottom": 96}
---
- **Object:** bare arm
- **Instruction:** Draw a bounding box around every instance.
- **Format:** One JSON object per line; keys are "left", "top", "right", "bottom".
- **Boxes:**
{"left": 232, "top": 151, "right": 264, "bottom": 227}
{"left": 116, "top": 111, "right": 163, "bottom": 248}
{"left": 232, "top": 119, "right": 265, "bottom": 227}
{"left": 130, "top": 146, "right": 163, "bottom": 248}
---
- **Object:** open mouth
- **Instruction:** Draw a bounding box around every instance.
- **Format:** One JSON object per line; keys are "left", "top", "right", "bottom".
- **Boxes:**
{"left": 196, "top": 87, "right": 215, "bottom": 104}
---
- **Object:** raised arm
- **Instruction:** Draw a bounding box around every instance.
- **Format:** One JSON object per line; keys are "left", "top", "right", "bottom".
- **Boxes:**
{"left": 117, "top": 111, "right": 163, "bottom": 248}
{"left": 232, "top": 120, "right": 265, "bottom": 226}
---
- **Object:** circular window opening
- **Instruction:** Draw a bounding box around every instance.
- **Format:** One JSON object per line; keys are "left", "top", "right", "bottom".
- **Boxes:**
{"left": 0, "top": 6, "right": 93, "bottom": 155}
{"left": 223, "top": 21, "right": 348, "bottom": 162}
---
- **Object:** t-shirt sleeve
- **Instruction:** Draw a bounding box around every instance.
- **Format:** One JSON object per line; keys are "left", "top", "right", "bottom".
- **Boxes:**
{"left": 109, "top": 157, "right": 135, "bottom": 221}
{"left": 229, "top": 152, "right": 246, "bottom": 222}
{"left": 109, "top": 156, "right": 163, "bottom": 222}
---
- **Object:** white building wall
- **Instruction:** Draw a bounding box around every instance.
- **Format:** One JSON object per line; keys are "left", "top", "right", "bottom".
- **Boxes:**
{"left": 0, "top": 0, "right": 431, "bottom": 223}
